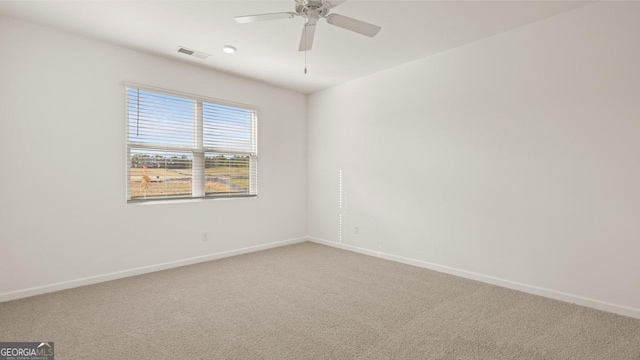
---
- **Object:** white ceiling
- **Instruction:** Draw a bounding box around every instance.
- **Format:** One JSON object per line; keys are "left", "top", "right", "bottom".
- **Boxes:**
{"left": 0, "top": 0, "right": 592, "bottom": 94}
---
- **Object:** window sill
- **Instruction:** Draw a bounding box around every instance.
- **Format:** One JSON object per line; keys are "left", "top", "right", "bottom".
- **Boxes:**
{"left": 127, "top": 195, "right": 257, "bottom": 206}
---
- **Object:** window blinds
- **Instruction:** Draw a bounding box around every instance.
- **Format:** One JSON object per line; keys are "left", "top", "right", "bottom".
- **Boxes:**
{"left": 126, "top": 84, "right": 258, "bottom": 202}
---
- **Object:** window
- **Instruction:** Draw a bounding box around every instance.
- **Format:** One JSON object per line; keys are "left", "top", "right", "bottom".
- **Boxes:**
{"left": 126, "top": 84, "right": 257, "bottom": 203}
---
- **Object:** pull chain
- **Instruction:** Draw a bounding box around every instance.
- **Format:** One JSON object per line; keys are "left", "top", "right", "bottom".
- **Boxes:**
{"left": 304, "top": 24, "right": 308, "bottom": 74}
{"left": 136, "top": 88, "right": 140, "bottom": 136}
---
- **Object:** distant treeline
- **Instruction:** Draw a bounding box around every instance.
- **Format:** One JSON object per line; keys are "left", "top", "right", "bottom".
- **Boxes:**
{"left": 131, "top": 153, "right": 250, "bottom": 169}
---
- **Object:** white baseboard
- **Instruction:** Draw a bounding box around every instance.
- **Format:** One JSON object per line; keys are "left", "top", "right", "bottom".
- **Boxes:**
{"left": 308, "top": 236, "right": 640, "bottom": 320}
{"left": 0, "top": 237, "right": 307, "bottom": 303}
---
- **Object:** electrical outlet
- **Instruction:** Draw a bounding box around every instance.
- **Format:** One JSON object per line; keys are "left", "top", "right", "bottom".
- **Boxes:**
{"left": 202, "top": 232, "right": 209, "bottom": 241}
{"left": 354, "top": 225, "right": 360, "bottom": 235}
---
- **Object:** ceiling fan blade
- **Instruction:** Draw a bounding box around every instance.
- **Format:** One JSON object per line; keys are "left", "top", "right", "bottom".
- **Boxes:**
{"left": 234, "top": 12, "right": 297, "bottom": 24}
{"left": 322, "top": 0, "right": 348, "bottom": 9}
{"left": 299, "top": 23, "right": 316, "bottom": 51}
{"left": 325, "top": 13, "right": 381, "bottom": 37}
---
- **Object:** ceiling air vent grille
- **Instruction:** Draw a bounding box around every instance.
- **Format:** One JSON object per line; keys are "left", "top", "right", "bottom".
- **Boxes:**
{"left": 176, "top": 46, "right": 211, "bottom": 60}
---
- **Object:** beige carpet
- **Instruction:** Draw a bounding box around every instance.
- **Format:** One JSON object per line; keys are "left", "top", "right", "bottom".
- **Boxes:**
{"left": 1, "top": 241, "right": 638, "bottom": 359}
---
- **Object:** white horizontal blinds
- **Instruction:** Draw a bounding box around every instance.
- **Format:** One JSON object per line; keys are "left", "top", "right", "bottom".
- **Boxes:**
{"left": 202, "top": 102, "right": 257, "bottom": 196}
{"left": 129, "top": 149, "right": 193, "bottom": 199}
{"left": 127, "top": 89, "right": 194, "bottom": 150}
{"left": 204, "top": 153, "right": 253, "bottom": 196}
{"left": 126, "top": 84, "right": 257, "bottom": 202}
{"left": 127, "top": 88, "right": 195, "bottom": 200}
{"left": 202, "top": 102, "right": 255, "bottom": 152}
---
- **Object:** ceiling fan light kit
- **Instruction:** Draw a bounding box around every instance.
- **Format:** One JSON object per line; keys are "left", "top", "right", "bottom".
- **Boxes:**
{"left": 234, "top": 0, "right": 381, "bottom": 52}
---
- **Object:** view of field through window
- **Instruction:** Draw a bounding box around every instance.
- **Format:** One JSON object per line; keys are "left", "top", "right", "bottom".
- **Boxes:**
{"left": 127, "top": 86, "right": 257, "bottom": 201}
{"left": 129, "top": 151, "right": 251, "bottom": 199}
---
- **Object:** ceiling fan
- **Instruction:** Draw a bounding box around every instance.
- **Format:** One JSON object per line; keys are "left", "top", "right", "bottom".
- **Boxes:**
{"left": 234, "top": 0, "right": 381, "bottom": 51}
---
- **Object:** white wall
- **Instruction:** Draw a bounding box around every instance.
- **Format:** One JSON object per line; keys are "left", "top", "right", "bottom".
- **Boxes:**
{"left": 0, "top": 15, "right": 307, "bottom": 299}
{"left": 308, "top": 2, "right": 640, "bottom": 318}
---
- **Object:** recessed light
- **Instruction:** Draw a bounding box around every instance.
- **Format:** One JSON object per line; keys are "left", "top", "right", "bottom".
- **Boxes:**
{"left": 222, "top": 45, "right": 237, "bottom": 54}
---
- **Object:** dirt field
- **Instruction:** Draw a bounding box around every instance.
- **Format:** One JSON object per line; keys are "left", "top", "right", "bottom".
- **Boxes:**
{"left": 129, "top": 168, "right": 190, "bottom": 180}
{"left": 130, "top": 167, "right": 249, "bottom": 178}
{"left": 129, "top": 167, "right": 249, "bottom": 198}
{"left": 130, "top": 180, "right": 236, "bottom": 198}
{"left": 205, "top": 167, "right": 249, "bottom": 176}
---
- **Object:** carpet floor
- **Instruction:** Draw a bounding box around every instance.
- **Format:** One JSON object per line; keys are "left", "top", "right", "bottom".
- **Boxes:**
{"left": 1, "top": 241, "right": 639, "bottom": 359}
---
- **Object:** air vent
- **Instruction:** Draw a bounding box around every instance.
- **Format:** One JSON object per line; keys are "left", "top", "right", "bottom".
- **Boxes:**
{"left": 177, "top": 48, "right": 194, "bottom": 55}
{"left": 176, "top": 46, "right": 211, "bottom": 60}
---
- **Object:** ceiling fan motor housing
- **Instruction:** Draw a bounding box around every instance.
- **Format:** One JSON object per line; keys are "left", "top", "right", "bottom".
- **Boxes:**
{"left": 296, "top": 0, "right": 331, "bottom": 19}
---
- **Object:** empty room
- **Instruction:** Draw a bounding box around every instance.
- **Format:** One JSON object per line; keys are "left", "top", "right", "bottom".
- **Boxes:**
{"left": 1, "top": 1, "right": 639, "bottom": 359}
